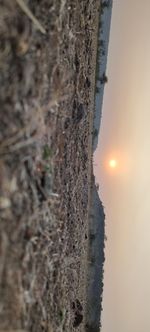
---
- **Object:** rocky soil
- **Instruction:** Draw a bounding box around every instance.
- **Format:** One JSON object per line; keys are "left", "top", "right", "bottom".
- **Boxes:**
{"left": 0, "top": 0, "right": 101, "bottom": 331}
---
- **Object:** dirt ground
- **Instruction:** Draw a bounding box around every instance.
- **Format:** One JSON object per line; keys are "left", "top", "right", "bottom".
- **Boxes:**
{"left": 0, "top": 1, "right": 100, "bottom": 331}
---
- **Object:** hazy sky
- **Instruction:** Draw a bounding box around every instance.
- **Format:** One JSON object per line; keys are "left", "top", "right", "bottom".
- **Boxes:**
{"left": 94, "top": 1, "right": 150, "bottom": 331}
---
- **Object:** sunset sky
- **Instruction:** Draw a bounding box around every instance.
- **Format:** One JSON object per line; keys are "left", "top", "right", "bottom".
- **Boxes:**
{"left": 94, "top": 1, "right": 150, "bottom": 331}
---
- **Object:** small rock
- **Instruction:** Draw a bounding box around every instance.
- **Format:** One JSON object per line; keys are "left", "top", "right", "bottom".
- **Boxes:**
{"left": 0, "top": 197, "right": 11, "bottom": 209}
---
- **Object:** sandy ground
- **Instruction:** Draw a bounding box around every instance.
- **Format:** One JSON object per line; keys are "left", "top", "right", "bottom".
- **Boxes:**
{"left": 0, "top": 0, "right": 100, "bottom": 331}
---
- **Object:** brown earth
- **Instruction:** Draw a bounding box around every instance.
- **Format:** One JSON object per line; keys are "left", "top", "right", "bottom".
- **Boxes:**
{"left": 0, "top": 0, "right": 100, "bottom": 331}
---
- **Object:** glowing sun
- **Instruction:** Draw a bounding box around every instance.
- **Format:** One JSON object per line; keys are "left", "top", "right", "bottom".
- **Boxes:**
{"left": 109, "top": 159, "right": 118, "bottom": 169}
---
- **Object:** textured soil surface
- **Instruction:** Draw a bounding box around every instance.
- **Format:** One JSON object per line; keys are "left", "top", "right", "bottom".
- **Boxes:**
{"left": 0, "top": 0, "right": 100, "bottom": 331}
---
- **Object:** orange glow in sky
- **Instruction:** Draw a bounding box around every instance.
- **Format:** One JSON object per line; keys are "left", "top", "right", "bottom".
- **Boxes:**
{"left": 109, "top": 159, "right": 117, "bottom": 169}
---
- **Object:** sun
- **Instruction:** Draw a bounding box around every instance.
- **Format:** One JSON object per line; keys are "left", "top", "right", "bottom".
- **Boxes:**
{"left": 109, "top": 159, "right": 117, "bottom": 169}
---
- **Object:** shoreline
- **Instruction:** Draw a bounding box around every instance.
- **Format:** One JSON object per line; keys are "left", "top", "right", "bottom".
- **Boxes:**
{"left": 85, "top": 1, "right": 113, "bottom": 330}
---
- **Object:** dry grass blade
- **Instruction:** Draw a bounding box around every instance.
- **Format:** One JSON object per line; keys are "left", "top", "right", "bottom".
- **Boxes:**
{"left": 0, "top": 127, "right": 28, "bottom": 150}
{"left": 16, "top": 0, "right": 46, "bottom": 34}
{"left": 0, "top": 137, "right": 36, "bottom": 155}
{"left": 0, "top": 330, "right": 27, "bottom": 332}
